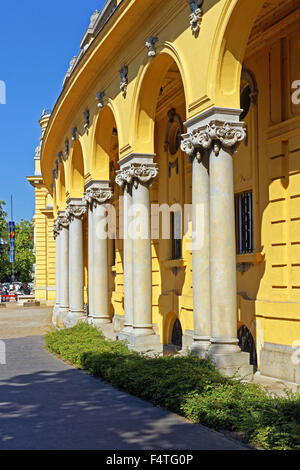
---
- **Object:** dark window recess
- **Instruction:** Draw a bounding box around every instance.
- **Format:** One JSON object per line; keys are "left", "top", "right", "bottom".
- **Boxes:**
{"left": 235, "top": 191, "right": 254, "bottom": 254}
{"left": 240, "top": 84, "right": 251, "bottom": 120}
{"left": 172, "top": 319, "right": 183, "bottom": 349}
{"left": 112, "top": 238, "right": 116, "bottom": 266}
{"left": 171, "top": 211, "right": 182, "bottom": 260}
{"left": 238, "top": 325, "right": 257, "bottom": 370}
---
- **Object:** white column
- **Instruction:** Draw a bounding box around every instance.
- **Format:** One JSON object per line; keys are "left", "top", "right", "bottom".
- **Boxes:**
{"left": 57, "top": 212, "right": 69, "bottom": 328}
{"left": 85, "top": 181, "right": 113, "bottom": 327}
{"left": 116, "top": 154, "right": 162, "bottom": 353}
{"left": 52, "top": 220, "right": 60, "bottom": 327}
{"left": 87, "top": 202, "right": 94, "bottom": 323}
{"left": 116, "top": 174, "right": 133, "bottom": 337}
{"left": 181, "top": 132, "right": 211, "bottom": 355}
{"left": 65, "top": 199, "right": 87, "bottom": 328}
{"left": 182, "top": 107, "right": 253, "bottom": 379}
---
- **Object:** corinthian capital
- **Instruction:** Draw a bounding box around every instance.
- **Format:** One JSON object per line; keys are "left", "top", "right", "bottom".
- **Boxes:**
{"left": 85, "top": 186, "right": 113, "bottom": 208}
{"left": 66, "top": 199, "right": 87, "bottom": 221}
{"left": 181, "top": 111, "right": 247, "bottom": 159}
{"left": 115, "top": 168, "right": 133, "bottom": 191}
{"left": 129, "top": 163, "right": 158, "bottom": 189}
{"left": 53, "top": 219, "right": 60, "bottom": 239}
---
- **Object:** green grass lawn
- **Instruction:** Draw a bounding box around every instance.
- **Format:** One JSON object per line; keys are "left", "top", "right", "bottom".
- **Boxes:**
{"left": 45, "top": 323, "right": 300, "bottom": 450}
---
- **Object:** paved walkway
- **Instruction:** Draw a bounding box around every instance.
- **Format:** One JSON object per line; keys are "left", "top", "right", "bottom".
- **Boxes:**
{"left": 0, "top": 306, "right": 248, "bottom": 450}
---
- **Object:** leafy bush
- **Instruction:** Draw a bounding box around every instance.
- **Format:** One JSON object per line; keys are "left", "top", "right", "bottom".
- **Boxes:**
{"left": 46, "top": 323, "right": 300, "bottom": 450}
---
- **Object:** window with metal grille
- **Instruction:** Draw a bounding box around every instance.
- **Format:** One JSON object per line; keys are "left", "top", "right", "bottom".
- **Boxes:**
{"left": 171, "top": 211, "right": 182, "bottom": 260}
{"left": 235, "top": 191, "right": 254, "bottom": 254}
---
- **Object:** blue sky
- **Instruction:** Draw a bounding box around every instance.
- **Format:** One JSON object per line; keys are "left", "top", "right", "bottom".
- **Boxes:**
{"left": 0, "top": 1, "right": 106, "bottom": 222}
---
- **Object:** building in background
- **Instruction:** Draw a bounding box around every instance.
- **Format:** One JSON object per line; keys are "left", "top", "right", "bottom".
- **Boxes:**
{"left": 37, "top": 0, "right": 300, "bottom": 384}
{"left": 27, "top": 110, "right": 56, "bottom": 305}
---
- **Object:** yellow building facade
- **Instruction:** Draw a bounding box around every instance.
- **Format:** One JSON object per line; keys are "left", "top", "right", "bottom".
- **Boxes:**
{"left": 39, "top": 0, "right": 300, "bottom": 383}
{"left": 28, "top": 111, "right": 56, "bottom": 305}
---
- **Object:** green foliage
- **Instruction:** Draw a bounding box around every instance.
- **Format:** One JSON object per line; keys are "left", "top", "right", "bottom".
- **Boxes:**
{"left": 0, "top": 201, "right": 10, "bottom": 281}
{"left": 14, "top": 219, "right": 35, "bottom": 283}
{"left": 46, "top": 323, "right": 300, "bottom": 450}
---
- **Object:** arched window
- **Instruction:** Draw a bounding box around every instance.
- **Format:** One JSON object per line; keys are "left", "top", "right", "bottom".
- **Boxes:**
{"left": 171, "top": 319, "right": 183, "bottom": 349}
{"left": 240, "top": 68, "right": 258, "bottom": 120}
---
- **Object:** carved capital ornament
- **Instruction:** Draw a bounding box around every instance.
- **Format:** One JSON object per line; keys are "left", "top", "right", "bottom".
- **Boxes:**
{"left": 181, "top": 120, "right": 247, "bottom": 160}
{"left": 66, "top": 201, "right": 87, "bottom": 221}
{"left": 84, "top": 187, "right": 113, "bottom": 208}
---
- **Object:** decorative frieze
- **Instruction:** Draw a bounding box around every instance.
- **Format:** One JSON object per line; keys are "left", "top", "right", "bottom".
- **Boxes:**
{"left": 181, "top": 120, "right": 247, "bottom": 159}
{"left": 146, "top": 37, "right": 158, "bottom": 57}
{"left": 187, "top": 0, "right": 203, "bottom": 36}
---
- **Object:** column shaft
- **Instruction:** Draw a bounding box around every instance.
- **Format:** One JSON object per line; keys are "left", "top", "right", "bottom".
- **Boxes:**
{"left": 132, "top": 182, "right": 153, "bottom": 335}
{"left": 57, "top": 225, "right": 69, "bottom": 328}
{"left": 209, "top": 147, "right": 239, "bottom": 352}
{"left": 52, "top": 232, "right": 61, "bottom": 326}
{"left": 88, "top": 205, "right": 94, "bottom": 321}
{"left": 123, "top": 186, "right": 133, "bottom": 331}
{"left": 93, "top": 203, "right": 110, "bottom": 325}
{"left": 191, "top": 152, "right": 211, "bottom": 354}
{"left": 66, "top": 215, "right": 85, "bottom": 328}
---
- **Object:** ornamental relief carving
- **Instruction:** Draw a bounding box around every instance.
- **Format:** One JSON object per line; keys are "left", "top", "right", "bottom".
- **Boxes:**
{"left": 84, "top": 187, "right": 113, "bottom": 208}
{"left": 187, "top": 0, "right": 204, "bottom": 36}
{"left": 116, "top": 163, "right": 158, "bottom": 189}
{"left": 66, "top": 202, "right": 87, "bottom": 221}
{"left": 181, "top": 121, "right": 247, "bottom": 159}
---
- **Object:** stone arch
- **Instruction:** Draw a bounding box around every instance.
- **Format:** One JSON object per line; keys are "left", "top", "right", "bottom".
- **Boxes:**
{"left": 56, "top": 163, "right": 67, "bottom": 211}
{"left": 131, "top": 47, "right": 188, "bottom": 155}
{"left": 210, "top": 0, "right": 262, "bottom": 109}
{"left": 68, "top": 140, "right": 85, "bottom": 198}
{"left": 92, "top": 105, "right": 119, "bottom": 181}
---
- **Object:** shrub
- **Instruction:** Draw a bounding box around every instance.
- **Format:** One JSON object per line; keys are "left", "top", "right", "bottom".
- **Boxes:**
{"left": 45, "top": 324, "right": 300, "bottom": 450}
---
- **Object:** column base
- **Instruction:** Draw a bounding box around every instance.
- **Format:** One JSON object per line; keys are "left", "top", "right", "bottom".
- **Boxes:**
{"left": 52, "top": 303, "right": 60, "bottom": 327}
{"left": 190, "top": 338, "right": 211, "bottom": 358}
{"left": 65, "top": 310, "right": 87, "bottom": 329}
{"left": 92, "top": 318, "right": 117, "bottom": 340}
{"left": 56, "top": 307, "right": 69, "bottom": 329}
{"left": 120, "top": 329, "right": 163, "bottom": 355}
{"left": 87, "top": 315, "right": 93, "bottom": 325}
{"left": 208, "top": 342, "right": 253, "bottom": 382}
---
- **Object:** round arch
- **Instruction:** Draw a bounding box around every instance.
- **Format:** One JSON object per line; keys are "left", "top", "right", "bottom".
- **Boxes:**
{"left": 131, "top": 46, "right": 188, "bottom": 155}
{"left": 90, "top": 105, "right": 119, "bottom": 181}
{"left": 210, "top": 0, "right": 262, "bottom": 109}
{"left": 68, "top": 140, "right": 85, "bottom": 198}
{"left": 56, "top": 163, "right": 67, "bottom": 211}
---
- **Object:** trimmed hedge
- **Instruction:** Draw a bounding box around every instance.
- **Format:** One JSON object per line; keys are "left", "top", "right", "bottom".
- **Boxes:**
{"left": 46, "top": 323, "right": 300, "bottom": 450}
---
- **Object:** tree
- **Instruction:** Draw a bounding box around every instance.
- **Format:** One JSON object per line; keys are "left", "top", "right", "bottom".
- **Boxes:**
{"left": 0, "top": 201, "right": 10, "bottom": 282}
{"left": 14, "top": 219, "right": 35, "bottom": 283}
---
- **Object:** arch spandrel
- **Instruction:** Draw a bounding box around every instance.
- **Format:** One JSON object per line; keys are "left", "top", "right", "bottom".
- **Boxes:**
{"left": 210, "top": 0, "right": 263, "bottom": 109}
{"left": 56, "top": 162, "right": 67, "bottom": 212}
{"left": 131, "top": 49, "right": 188, "bottom": 155}
{"left": 88, "top": 103, "right": 120, "bottom": 181}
